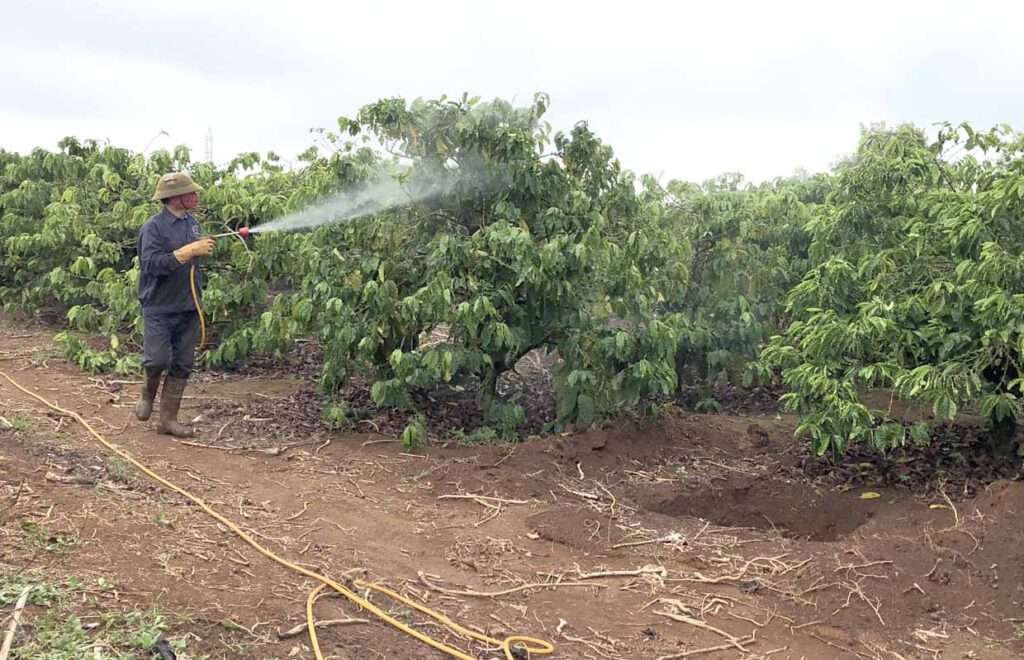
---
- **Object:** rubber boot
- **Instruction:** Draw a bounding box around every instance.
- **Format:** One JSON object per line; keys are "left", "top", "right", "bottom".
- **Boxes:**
{"left": 134, "top": 369, "right": 162, "bottom": 421}
{"left": 156, "top": 376, "right": 194, "bottom": 438}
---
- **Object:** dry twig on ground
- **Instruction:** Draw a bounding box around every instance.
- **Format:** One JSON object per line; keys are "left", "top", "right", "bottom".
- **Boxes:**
{"left": 417, "top": 572, "right": 604, "bottom": 598}
{"left": 277, "top": 617, "right": 369, "bottom": 639}
{"left": 655, "top": 598, "right": 754, "bottom": 654}
{"left": 0, "top": 586, "right": 32, "bottom": 660}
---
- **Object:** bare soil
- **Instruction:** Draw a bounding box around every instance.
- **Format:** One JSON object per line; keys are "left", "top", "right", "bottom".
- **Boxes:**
{"left": 2, "top": 318, "right": 1023, "bottom": 659}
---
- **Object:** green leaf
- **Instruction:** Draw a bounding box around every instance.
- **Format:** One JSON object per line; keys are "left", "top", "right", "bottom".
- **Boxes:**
{"left": 576, "top": 394, "right": 596, "bottom": 429}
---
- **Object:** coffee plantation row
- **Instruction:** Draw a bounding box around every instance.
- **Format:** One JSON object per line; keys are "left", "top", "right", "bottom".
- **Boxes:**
{"left": 3, "top": 93, "right": 1022, "bottom": 458}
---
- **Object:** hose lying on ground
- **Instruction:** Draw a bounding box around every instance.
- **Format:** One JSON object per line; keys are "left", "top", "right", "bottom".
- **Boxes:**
{"left": 0, "top": 370, "right": 554, "bottom": 660}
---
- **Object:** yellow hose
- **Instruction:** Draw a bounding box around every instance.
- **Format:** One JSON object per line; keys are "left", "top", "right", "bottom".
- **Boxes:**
{"left": 0, "top": 371, "right": 554, "bottom": 659}
{"left": 189, "top": 263, "right": 206, "bottom": 351}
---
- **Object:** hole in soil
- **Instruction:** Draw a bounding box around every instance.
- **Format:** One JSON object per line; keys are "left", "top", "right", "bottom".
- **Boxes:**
{"left": 639, "top": 479, "right": 881, "bottom": 542}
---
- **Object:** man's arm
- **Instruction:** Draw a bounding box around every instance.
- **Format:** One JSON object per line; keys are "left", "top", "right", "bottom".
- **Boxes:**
{"left": 139, "top": 224, "right": 214, "bottom": 276}
{"left": 138, "top": 223, "right": 183, "bottom": 277}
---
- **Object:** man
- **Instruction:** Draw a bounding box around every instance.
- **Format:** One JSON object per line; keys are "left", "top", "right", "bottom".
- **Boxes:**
{"left": 134, "top": 172, "right": 215, "bottom": 438}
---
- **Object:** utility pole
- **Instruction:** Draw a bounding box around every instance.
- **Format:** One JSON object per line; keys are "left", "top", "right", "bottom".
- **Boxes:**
{"left": 205, "top": 127, "right": 213, "bottom": 163}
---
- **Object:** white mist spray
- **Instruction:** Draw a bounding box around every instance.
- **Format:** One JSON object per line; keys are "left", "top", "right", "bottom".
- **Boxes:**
{"left": 249, "top": 172, "right": 451, "bottom": 234}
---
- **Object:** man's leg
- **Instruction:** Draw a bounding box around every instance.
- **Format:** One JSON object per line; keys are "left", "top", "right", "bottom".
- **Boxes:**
{"left": 137, "top": 311, "right": 171, "bottom": 421}
{"left": 157, "top": 312, "right": 200, "bottom": 438}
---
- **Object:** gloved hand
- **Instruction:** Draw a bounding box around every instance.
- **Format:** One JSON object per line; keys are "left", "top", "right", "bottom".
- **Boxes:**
{"left": 173, "top": 237, "right": 215, "bottom": 264}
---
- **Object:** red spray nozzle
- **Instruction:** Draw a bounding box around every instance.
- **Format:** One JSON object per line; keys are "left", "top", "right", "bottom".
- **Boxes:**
{"left": 238, "top": 227, "right": 250, "bottom": 238}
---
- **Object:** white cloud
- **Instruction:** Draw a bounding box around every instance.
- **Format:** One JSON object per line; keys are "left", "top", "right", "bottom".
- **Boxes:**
{"left": 2, "top": 0, "right": 1023, "bottom": 183}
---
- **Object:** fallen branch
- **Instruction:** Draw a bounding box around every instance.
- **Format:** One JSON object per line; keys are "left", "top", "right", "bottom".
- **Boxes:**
{"left": 1, "top": 482, "right": 26, "bottom": 524}
{"left": 45, "top": 471, "right": 96, "bottom": 486}
{"left": 246, "top": 445, "right": 293, "bottom": 456}
{"left": 834, "top": 560, "right": 893, "bottom": 574}
{"left": 418, "top": 572, "right": 604, "bottom": 598}
{"left": 656, "top": 603, "right": 751, "bottom": 653}
{"left": 560, "top": 483, "right": 600, "bottom": 500}
{"left": 437, "top": 494, "right": 529, "bottom": 505}
{"left": 277, "top": 617, "right": 369, "bottom": 639}
{"left": 285, "top": 502, "right": 310, "bottom": 522}
{"left": 562, "top": 631, "right": 619, "bottom": 659}
{"left": 173, "top": 438, "right": 306, "bottom": 455}
{"left": 843, "top": 580, "right": 885, "bottom": 626}
{"left": 656, "top": 635, "right": 757, "bottom": 659}
{"left": 361, "top": 438, "right": 396, "bottom": 446}
{"left": 0, "top": 586, "right": 32, "bottom": 660}
{"left": 938, "top": 485, "right": 961, "bottom": 528}
{"left": 173, "top": 439, "right": 230, "bottom": 450}
{"left": 612, "top": 533, "right": 682, "bottom": 549}
{"left": 678, "top": 556, "right": 786, "bottom": 584}
{"left": 550, "top": 565, "right": 667, "bottom": 580}
{"left": 810, "top": 632, "right": 872, "bottom": 660}
{"left": 595, "top": 483, "right": 618, "bottom": 515}
{"left": 703, "top": 460, "right": 759, "bottom": 477}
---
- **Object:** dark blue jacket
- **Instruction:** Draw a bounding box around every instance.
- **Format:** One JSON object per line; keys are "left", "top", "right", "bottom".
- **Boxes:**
{"left": 137, "top": 208, "right": 203, "bottom": 313}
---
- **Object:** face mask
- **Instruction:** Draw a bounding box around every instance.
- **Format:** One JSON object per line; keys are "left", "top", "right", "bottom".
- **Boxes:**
{"left": 180, "top": 193, "right": 200, "bottom": 210}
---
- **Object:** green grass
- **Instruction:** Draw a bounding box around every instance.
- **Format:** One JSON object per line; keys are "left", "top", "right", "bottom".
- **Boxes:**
{"left": 19, "top": 519, "right": 79, "bottom": 556}
{"left": 0, "top": 572, "right": 65, "bottom": 608}
{"left": 450, "top": 425, "right": 500, "bottom": 445}
{"left": 0, "top": 570, "right": 202, "bottom": 659}
{"left": 152, "top": 512, "right": 179, "bottom": 529}
{"left": 2, "top": 414, "right": 35, "bottom": 434}
{"left": 105, "top": 455, "right": 132, "bottom": 481}
{"left": 30, "top": 345, "right": 57, "bottom": 367}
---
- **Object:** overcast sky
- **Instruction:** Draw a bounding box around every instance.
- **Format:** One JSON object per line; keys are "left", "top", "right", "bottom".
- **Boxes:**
{"left": 2, "top": 0, "right": 1023, "bottom": 184}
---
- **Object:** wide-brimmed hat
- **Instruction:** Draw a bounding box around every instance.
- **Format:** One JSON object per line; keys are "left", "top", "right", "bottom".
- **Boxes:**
{"left": 151, "top": 172, "right": 203, "bottom": 201}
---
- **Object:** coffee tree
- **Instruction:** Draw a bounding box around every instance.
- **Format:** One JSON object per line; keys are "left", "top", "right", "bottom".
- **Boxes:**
{"left": 761, "top": 122, "right": 1024, "bottom": 458}
{"left": 657, "top": 174, "right": 813, "bottom": 396}
{"left": 253, "top": 93, "right": 690, "bottom": 437}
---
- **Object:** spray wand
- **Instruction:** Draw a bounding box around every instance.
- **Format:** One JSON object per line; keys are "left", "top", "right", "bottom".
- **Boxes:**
{"left": 208, "top": 227, "right": 251, "bottom": 239}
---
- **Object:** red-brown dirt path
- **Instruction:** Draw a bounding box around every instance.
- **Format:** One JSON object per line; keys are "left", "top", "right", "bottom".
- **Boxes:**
{"left": 2, "top": 319, "right": 1022, "bottom": 659}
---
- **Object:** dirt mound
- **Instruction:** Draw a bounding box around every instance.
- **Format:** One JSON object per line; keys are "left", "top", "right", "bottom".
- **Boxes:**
{"left": 529, "top": 420, "right": 681, "bottom": 471}
{"left": 971, "top": 477, "right": 1024, "bottom": 512}
{"left": 632, "top": 478, "right": 883, "bottom": 541}
{"left": 965, "top": 480, "right": 1024, "bottom": 589}
{"left": 525, "top": 505, "right": 609, "bottom": 551}
{"left": 427, "top": 413, "right": 744, "bottom": 499}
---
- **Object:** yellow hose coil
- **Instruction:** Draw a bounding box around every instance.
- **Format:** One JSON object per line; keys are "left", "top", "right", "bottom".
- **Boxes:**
{"left": 0, "top": 370, "right": 554, "bottom": 660}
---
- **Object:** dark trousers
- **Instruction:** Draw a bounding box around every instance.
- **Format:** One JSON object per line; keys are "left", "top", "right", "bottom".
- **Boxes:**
{"left": 142, "top": 310, "right": 200, "bottom": 379}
